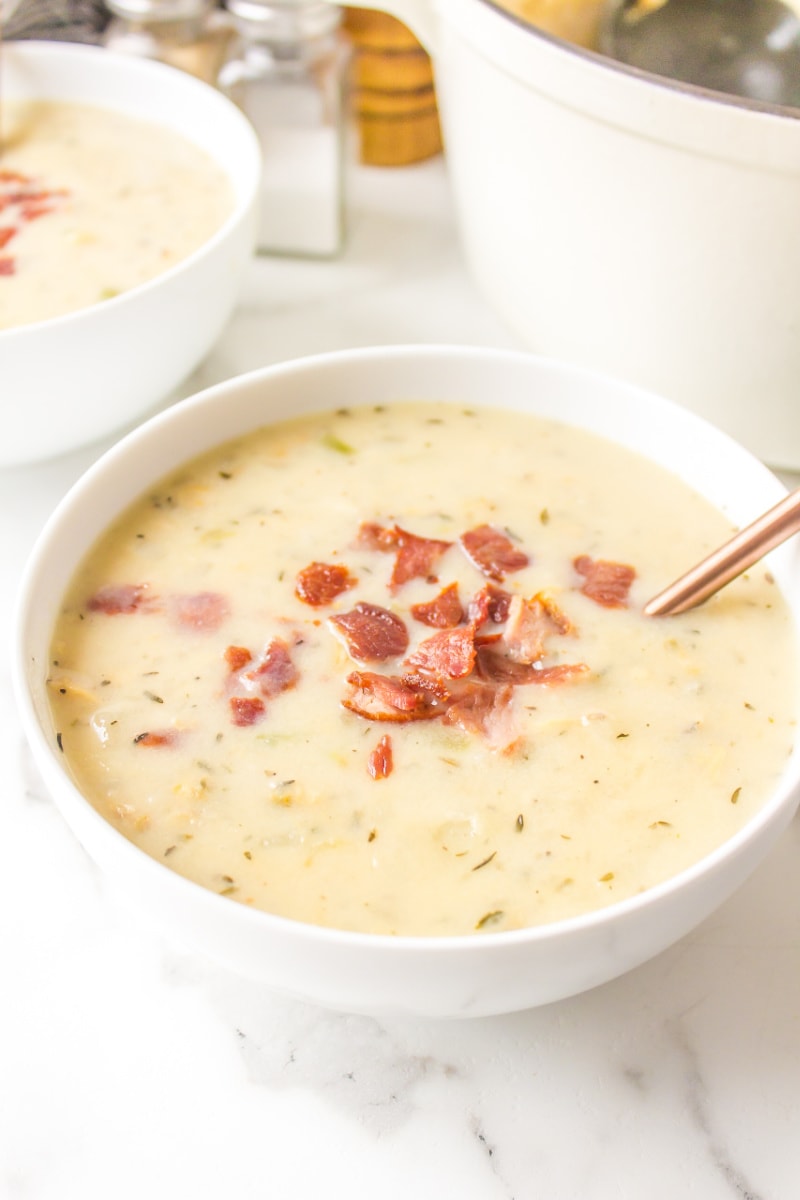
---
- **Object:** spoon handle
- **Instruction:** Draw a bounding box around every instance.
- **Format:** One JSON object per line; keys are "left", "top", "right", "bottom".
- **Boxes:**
{"left": 644, "top": 486, "right": 800, "bottom": 616}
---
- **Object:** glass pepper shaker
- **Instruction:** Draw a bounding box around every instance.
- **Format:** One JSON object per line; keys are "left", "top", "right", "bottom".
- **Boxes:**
{"left": 103, "top": 0, "right": 234, "bottom": 84}
{"left": 217, "top": 0, "right": 350, "bottom": 259}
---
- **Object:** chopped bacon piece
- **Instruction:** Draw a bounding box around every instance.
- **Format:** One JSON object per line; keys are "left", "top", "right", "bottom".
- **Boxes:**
{"left": 20, "top": 201, "right": 54, "bottom": 221}
{"left": 467, "top": 584, "right": 513, "bottom": 628}
{"left": 405, "top": 625, "right": 476, "bottom": 680}
{"left": 475, "top": 644, "right": 589, "bottom": 686}
{"left": 295, "top": 561, "right": 356, "bottom": 607}
{"left": 0, "top": 228, "right": 16, "bottom": 251}
{"left": 329, "top": 602, "right": 409, "bottom": 662}
{"left": 0, "top": 257, "right": 14, "bottom": 276}
{"left": 229, "top": 696, "right": 265, "bottom": 727}
{"left": 87, "top": 583, "right": 151, "bottom": 615}
{"left": 133, "top": 730, "right": 178, "bottom": 747}
{"left": 573, "top": 555, "right": 635, "bottom": 608}
{"left": 502, "top": 593, "right": 573, "bottom": 664}
{"left": 443, "top": 681, "right": 516, "bottom": 749}
{"left": 355, "top": 521, "right": 399, "bottom": 552}
{"left": 411, "top": 582, "right": 463, "bottom": 628}
{"left": 171, "top": 591, "right": 229, "bottom": 632}
{"left": 460, "top": 524, "right": 529, "bottom": 581}
{"left": 224, "top": 645, "right": 252, "bottom": 673}
{"left": 390, "top": 527, "right": 452, "bottom": 591}
{"left": 367, "top": 734, "right": 394, "bottom": 780}
{"left": 399, "top": 671, "right": 451, "bottom": 702}
{"left": 343, "top": 670, "right": 447, "bottom": 722}
{"left": 356, "top": 522, "right": 452, "bottom": 589}
{"left": 246, "top": 637, "right": 298, "bottom": 697}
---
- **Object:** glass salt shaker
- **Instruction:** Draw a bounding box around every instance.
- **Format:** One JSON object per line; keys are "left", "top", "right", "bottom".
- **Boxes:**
{"left": 218, "top": 0, "right": 350, "bottom": 258}
{"left": 103, "top": 0, "right": 234, "bottom": 85}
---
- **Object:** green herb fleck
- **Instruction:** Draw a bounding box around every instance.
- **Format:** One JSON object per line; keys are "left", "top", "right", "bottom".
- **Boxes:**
{"left": 322, "top": 432, "right": 355, "bottom": 455}
{"left": 472, "top": 851, "right": 497, "bottom": 872}
{"left": 539, "top": 508, "right": 550, "bottom": 525}
{"left": 515, "top": 814, "right": 524, "bottom": 831}
{"left": 56, "top": 732, "right": 64, "bottom": 752}
{"left": 730, "top": 787, "right": 741, "bottom": 805}
{"left": 475, "top": 910, "right": 504, "bottom": 930}
{"left": 144, "top": 691, "right": 164, "bottom": 704}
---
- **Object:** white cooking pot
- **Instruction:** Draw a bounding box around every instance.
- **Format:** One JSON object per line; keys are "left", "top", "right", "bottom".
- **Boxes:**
{"left": 342, "top": 0, "right": 800, "bottom": 469}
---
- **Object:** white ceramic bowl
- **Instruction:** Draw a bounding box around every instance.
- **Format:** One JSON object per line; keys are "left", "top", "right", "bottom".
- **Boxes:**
{"left": 1, "top": 41, "right": 261, "bottom": 466}
{"left": 326, "top": 0, "right": 800, "bottom": 468}
{"left": 14, "top": 345, "right": 800, "bottom": 1018}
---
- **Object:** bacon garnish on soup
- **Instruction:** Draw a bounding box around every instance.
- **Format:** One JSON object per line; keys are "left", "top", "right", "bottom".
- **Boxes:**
{"left": 295, "top": 561, "right": 356, "bottom": 607}
{"left": 573, "top": 555, "right": 635, "bottom": 608}
{"left": 329, "top": 602, "right": 409, "bottom": 662}
{"left": 459, "top": 524, "right": 529, "bottom": 581}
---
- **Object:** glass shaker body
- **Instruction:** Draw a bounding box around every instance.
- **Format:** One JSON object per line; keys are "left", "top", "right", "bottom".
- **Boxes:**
{"left": 103, "top": 0, "right": 233, "bottom": 84}
{"left": 219, "top": 2, "right": 350, "bottom": 258}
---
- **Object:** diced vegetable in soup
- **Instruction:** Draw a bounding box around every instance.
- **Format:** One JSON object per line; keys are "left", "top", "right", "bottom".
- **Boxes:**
{"left": 47, "top": 403, "right": 798, "bottom": 937}
{"left": 0, "top": 100, "right": 233, "bottom": 329}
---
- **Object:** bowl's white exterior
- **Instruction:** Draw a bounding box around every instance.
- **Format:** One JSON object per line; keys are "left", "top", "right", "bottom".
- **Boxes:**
{"left": 14, "top": 346, "right": 800, "bottom": 1018}
{"left": 331, "top": 0, "right": 800, "bottom": 469}
{"left": 1, "top": 42, "right": 261, "bottom": 465}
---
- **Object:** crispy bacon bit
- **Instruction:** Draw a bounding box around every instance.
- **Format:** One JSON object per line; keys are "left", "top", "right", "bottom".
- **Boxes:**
{"left": 0, "top": 175, "right": 70, "bottom": 275}
{"left": 356, "top": 521, "right": 399, "bottom": 552}
{"left": 467, "top": 584, "right": 513, "bottom": 628}
{"left": 405, "top": 625, "right": 476, "bottom": 680}
{"left": 355, "top": 521, "right": 452, "bottom": 590}
{"left": 133, "top": 730, "right": 178, "bottom": 747}
{"left": 229, "top": 696, "right": 265, "bottom": 727}
{"left": 460, "top": 524, "right": 529, "bottom": 581}
{"left": 390, "top": 527, "right": 452, "bottom": 591}
{"left": 329, "top": 602, "right": 409, "bottom": 662}
{"left": 411, "top": 582, "right": 463, "bottom": 628}
{"left": 443, "top": 681, "right": 516, "bottom": 748}
{"left": 246, "top": 637, "right": 298, "bottom": 697}
{"left": 224, "top": 645, "right": 252, "bottom": 673}
{"left": 171, "top": 591, "right": 230, "bottom": 632}
{"left": 367, "top": 734, "right": 394, "bottom": 780}
{"left": 502, "top": 593, "right": 573, "bottom": 664}
{"left": 87, "top": 583, "right": 151, "bottom": 615}
{"left": 343, "top": 670, "right": 447, "bottom": 722}
{"left": 399, "top": 671, "right": 451, "bottom": 702}
{"left": 475, "top": 644, "right": 589, "bottom": 686}
{"left": 295, "top": 561, "right": 356, "bottom": 607}
{"left": 573, "top": 555, "right": 635, "bottom": 608}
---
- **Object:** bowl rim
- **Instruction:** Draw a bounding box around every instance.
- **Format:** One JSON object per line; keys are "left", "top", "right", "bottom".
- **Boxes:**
{"left": 0, "top": 39, "right": 262, "bottom": 342}
{"left": 13, "top": 343, "right": 800, "bottom": 955}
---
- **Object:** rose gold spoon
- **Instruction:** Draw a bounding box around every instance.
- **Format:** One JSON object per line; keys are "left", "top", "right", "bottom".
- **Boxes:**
{"left": 644, "top": 487, "right": 800, "bottom": 616}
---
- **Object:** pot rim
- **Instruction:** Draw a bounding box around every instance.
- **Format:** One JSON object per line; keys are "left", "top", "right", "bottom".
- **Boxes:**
{"left": 479, "top": 0, "right": 800, "bottom": 123}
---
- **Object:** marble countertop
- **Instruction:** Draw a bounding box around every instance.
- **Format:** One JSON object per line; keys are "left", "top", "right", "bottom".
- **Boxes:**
{"left": 2, "top": 158, "right": 799, "bottom": 1200}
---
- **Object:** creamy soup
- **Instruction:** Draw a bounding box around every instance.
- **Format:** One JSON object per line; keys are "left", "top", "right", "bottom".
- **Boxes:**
{"left": 47, "top": 403, "right": 798, "bottom": 937}
{"left": 0, "top": 100, "right": 233, "bottom": 330}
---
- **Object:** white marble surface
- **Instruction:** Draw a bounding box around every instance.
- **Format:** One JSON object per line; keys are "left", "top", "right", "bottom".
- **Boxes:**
{"left": 2, "top": 159, "right": 799, "bottom": 1200}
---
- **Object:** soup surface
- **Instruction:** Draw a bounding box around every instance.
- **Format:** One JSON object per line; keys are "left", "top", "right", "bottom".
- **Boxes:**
{"left": 47, "top": 402, "right": 797, "bottom": 936}
{"left": 0, "top": 99, "right": 233, "bottom": 330}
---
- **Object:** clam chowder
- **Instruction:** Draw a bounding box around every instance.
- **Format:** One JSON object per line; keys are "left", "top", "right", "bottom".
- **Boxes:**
{"left": 47, "top": 403, "right": 798, "bottom": 937}
{"left": 0, "top": 100, "right": 233, "bottom": 330}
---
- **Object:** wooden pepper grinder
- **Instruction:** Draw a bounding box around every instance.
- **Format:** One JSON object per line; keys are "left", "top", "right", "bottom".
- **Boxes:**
{"left": 343, "top": 6, "right": 442, "bottom": 165}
